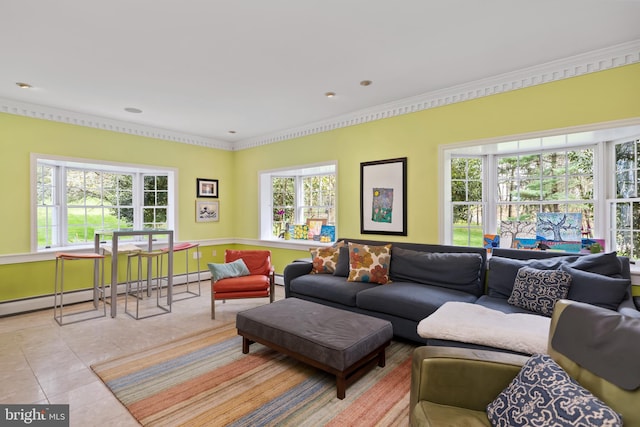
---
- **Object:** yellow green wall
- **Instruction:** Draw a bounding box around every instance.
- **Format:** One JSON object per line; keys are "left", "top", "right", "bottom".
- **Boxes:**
{"left": 233, "top": 64, "right": 640, "bottom": 243}
{"left": 0, "top": 114, "right": 237, "bottom": 251}
{"left": 1, "top": 63, "right": 640, "bottom": 303}
{"left": 0, "top": 115, "right": 235, "bottom": 300}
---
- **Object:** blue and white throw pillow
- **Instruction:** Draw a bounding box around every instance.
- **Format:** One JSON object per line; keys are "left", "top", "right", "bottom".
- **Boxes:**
{"left": 487, "top": 354, "right": 621, "bottom": 427}
{"left": 508, "top": 266, "right": 571, "bottom": 316}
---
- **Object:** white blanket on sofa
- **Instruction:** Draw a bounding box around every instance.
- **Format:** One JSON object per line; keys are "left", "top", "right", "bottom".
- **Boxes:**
{"left": 417, "top": 302, "right": 550, "bottom": 355}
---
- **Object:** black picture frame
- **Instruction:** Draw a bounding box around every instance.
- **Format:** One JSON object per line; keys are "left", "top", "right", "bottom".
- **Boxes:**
{"left": 196, "top": 178, "right": 218, "bottom": 198}
{"left": 360, "top": 157, "right": 407, "bottom": 235}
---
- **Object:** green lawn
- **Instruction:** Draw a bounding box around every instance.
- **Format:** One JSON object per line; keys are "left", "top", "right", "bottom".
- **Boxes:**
{"left": 38, "top": 210, "right": 127, "bottom": 247}
{"left": 452, "top": 228, "right": 484, "bottom": 247}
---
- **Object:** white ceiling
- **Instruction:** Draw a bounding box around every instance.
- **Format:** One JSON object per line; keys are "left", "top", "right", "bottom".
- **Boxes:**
{"left": 1, "top": 1, "right": 639, "bottom": 147}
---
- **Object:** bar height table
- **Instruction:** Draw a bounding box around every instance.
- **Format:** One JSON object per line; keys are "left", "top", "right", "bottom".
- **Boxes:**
{"left": 94, "top": 229, "right": 174, "bottom": 317}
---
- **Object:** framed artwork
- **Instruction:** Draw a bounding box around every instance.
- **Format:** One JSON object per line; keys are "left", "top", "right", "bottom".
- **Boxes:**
{"left": 196, "top": 200, "right": 219, "bottom": 222}
{"left": 196, "top": 178, "right": 218, "bottom": 198}
{"left": 360, "top": 157, "right": 407, "bottom": 235}
{"left": 306, "top": 218, "right": 327, "bottom": 237}
{"left": 536, "top": 213, "right": 582, "bottom": 241}
{"left": 500, "top": 220, "right": 536, "bottom": 249}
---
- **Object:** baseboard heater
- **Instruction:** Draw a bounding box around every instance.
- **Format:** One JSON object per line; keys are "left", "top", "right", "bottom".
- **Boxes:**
{"left": 1, "top": 272, "right": 284, "bottom": 317}
{"left": 0, "top": 270, "right": 212, "bottom": 317}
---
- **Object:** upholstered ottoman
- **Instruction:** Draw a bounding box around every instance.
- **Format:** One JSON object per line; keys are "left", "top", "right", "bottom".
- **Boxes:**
{"left": 236, "top": 297, "right": 393, "bottom": 399}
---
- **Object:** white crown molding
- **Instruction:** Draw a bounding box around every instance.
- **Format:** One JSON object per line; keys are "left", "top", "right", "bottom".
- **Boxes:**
{"left": 1, "top": 40, "right": 638, "bottom": 151}
{"left": 235, "top": 39, "right": 640, "bottom": 150}
{"left": 0, "top": 98, "right": 234, "bottom": 151}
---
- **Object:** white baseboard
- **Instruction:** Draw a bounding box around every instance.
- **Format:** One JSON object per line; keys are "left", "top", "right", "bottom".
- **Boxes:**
{"left": 0, "top": 270, "right": 212, "bottom": 317}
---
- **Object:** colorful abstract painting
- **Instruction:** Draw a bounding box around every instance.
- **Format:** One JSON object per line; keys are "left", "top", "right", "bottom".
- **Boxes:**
{"left": 320, "top": 225, "right": 336, "bottom": 242}
{"left": 483, "top": 234, "right": 500, "bottom": 252}
{"left": 371, "top": 188, "right": 393, "bottom": 223}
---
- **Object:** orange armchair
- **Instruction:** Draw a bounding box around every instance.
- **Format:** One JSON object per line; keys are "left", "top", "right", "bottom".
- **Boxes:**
{"left": 211, "top": 250, "right": 275, "bottom": 319}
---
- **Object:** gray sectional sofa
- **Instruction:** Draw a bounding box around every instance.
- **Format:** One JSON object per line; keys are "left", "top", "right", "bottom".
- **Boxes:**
{"left": 283, "top": 238, "right": 639, "bottom": 349}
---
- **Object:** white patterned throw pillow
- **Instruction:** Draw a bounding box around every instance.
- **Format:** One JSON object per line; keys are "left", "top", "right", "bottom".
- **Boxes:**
{"left": 487, "top": 354, "right": 621, "bottom": 427}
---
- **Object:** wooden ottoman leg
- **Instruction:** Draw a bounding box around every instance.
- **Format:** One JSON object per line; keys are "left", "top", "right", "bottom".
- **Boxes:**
{"left": 336, "top": 374, "right": 346, "bottom": 400}
{"left": 378, "top": 349, "right": 386, "bottom": 367}
{"left": 242, "top": 336, "right": 253, "bottom": 354}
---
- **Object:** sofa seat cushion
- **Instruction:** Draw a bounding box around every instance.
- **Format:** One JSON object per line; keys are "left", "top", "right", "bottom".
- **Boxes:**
{"left": 413, "top": 401, "right": 490, "bottom": 427}
{"left": 289, "top": 275, "right": 376, "bottom": 307}
{"left": 356, "top": 282, "right": 478, "bottom": 322}
{"left": 474, "top": 295, "right": 537, "bottom": 315}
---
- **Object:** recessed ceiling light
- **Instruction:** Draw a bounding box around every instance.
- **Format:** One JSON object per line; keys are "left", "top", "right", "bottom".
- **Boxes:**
{"left": 360, "top": 80, "right": 372, "bottom": 86}
{"left": 325, "top": 92, "right": 336, "bottom": 98}
{"left": 124, "top": 107, "right": 143, "bottom": 114}
{"left": 16, "top": 82, "right": 32, "bottom": 89}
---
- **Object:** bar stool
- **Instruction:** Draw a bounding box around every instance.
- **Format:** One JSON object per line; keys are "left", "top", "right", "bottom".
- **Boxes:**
{"left": 160, "top": 242, "right": 201, "bottom": 301}
{"left": 125, "top": 250, "right": 171, "bottom": 319}
{"left": 99, "top": 243, "right": 142, "bottom": 306}
{"left": 54, "top": 252, "right": 106, "bottom": 326}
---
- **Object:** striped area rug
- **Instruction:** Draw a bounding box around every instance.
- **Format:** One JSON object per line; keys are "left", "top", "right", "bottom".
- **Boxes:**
{"left": 91, "top": 322, "right": 415, "bottom": 426}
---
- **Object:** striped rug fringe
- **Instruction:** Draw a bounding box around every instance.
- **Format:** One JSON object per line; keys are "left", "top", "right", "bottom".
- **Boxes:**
{"left": 91, "top": 322, "right": 414, "bottom": 426}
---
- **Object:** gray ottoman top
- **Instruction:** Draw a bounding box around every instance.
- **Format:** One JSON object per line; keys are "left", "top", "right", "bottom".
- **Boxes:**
{"left": 236, "top": 297, "right": 393, "bottom": 371}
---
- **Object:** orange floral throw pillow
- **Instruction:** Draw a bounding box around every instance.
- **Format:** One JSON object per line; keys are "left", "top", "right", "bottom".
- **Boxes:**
{"left": 347, "top": 242, "right": 392, "bottom": 284}
{"left": 310, "top": 241, "right": 345, "bottom": 274}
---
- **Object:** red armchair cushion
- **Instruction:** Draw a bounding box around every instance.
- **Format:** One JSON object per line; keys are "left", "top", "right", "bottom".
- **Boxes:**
{"left": 225, "top": 250, "right": 273, "bottom": 276}
{"left": 214, "top": 275, "right": 271, "bottom": 293}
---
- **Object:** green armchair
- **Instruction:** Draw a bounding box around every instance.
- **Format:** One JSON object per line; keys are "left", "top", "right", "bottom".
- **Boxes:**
{"left": 410, "top": 299, "right": 640, "bottom": 426}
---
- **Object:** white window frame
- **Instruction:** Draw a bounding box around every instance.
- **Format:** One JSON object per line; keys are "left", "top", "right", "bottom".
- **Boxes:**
{"left": 258, "top": 161, "right": 337, "bottom": 241}
{"left": 449, "top": 155, "right": 486, "bottom": 246}
{"left": 439, "top": 120, "right": 640, "bottom": 257}
{"left": 607, "top": 137, "right": 640, "bottom": 260}
{"left": 31, "top": 153, "right": 177, "bottom": 252}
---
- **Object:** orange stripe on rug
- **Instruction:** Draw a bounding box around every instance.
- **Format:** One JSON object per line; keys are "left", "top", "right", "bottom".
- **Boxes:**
{"left": 325, "top": 356, "right": 412, "bottom": 427}
{"left": 177, "top": 361, "right": 314, "bottom": 426}
{"left": 94, "top": 323, "right": 237, "bottom": 382}
{"left": 92, "top": 327, "right": 416, "bottom": 426}
{"left": 129, "top": 348, "right": 280, "bottom": 420}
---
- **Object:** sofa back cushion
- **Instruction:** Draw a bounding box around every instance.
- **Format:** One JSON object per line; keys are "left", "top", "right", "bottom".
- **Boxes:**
{"left": 389, "top": 247, "right": 484, "bottom": 296}
{"left": 487, "top": 256, "right": 569, "bottom": 298}
{"left": 487, "top": 252, "right": 627, "bottom": 299}
{"left": 332, "top": 246, "right": 350, "bottom": 277}
{"left": 560, "top": 265, "right": 630, "bottom": 310}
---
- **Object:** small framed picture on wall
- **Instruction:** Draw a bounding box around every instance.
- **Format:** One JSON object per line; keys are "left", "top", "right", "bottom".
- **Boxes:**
{"left": 197, "top": 178, "right": 218, "bottom": 198}
{"left": 196, "top": 200, "right": 219, "bottom": 222}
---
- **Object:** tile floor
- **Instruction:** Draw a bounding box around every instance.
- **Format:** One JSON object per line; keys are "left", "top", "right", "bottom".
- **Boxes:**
{"left": 0, "top": 282, "right": 285, "bottom": 426}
